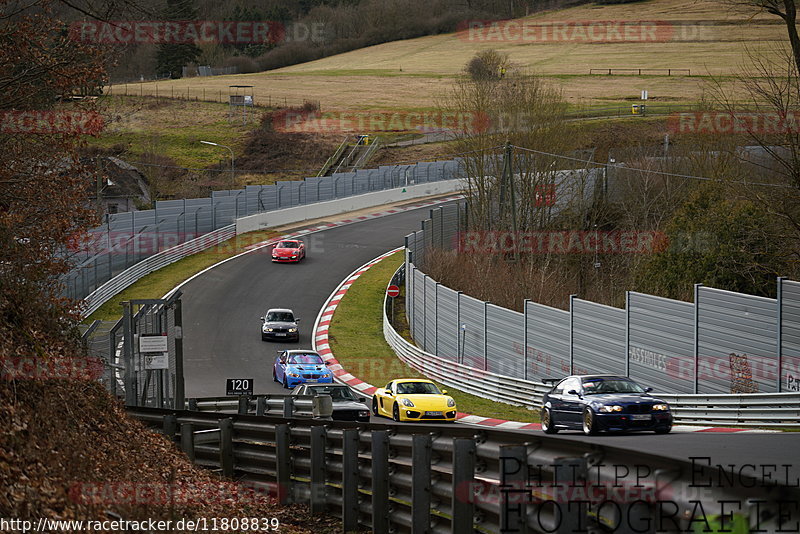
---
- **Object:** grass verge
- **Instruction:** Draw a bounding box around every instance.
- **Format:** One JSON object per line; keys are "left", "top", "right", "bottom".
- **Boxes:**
{"left": 328, "top": 250, "right": 540, "bottom": 423}
{"left": 86, "top": 231, "right": 277, "bottom": 322}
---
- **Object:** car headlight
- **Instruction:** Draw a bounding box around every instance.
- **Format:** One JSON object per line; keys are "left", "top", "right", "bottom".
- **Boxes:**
{"left": 288, "top": 328, "right": 297, "bottom": 333}
{"left": 447, "top": 398, "right": 456, "bottom": 407}
{"left": 652, "top": 404, "right": 669, "bottom": 411}
{"left": 264, "top": 327, "right": 273, "bottom": 332}
{"left": 291, "top": 255, "right": 297, "bottom": 258}
{"left": 359, "top": 410, "right": 370, "bottom": 417}
{"left": 287, "top": 372, "right": 301, "bottom": 378}
{"left": 599, "top": 405, "right": 623, "bottom": 413}
{"left": 401, "top": 398, "right": 415, "bottom": 407}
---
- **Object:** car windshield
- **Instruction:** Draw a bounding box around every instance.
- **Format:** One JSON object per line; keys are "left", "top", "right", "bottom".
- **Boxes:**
{"left": 396, "top": 382, "right": 440, "bottom": 395}
{"left": 308, "top": 386, "right": 356, "bottom": 400}
{"left": 289, "top": 354, "right": 324, "bottom": 365}
{"left": 582, "top": 378, "right": 645, "bottom": 394}
{"left": 278, "top": 241, "right": 299, "bottom": 248}
{"left": 267, "top": 312, "right": 294, "bottom": 322}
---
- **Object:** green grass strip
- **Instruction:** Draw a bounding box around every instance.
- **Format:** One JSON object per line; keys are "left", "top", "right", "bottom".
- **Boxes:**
{"left": 329, "top": 250, "right": 540, "bottom": 423}
{"left": 85, "top": 230, "right": 277, "bottom": 322}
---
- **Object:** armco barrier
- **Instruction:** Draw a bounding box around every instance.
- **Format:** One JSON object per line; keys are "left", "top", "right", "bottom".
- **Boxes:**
{"left": 388, "top": 266, "right": 800, "bottom": 428}
{"left": 236, "top": 179, "right": 463, "bottom": 234}
{"left": 82, "top": 224, "right": 235, "bottom": 316}
{"left": 128, "top": 405, "right": 799, "bottom": 534}
{"left": 80, "top": 180, "right": 464, "bottom": 318}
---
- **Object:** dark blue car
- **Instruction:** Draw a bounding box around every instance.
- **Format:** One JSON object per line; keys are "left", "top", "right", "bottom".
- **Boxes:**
{"left": 540, "top": 375, "right": 672, "bottom": 435}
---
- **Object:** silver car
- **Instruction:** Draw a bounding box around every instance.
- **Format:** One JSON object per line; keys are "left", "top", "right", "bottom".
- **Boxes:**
{"left": 292, "top": 383, "right": 371, "bottom": 422}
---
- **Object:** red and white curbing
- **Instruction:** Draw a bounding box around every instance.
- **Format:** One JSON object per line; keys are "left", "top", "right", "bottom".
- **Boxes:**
{"left": 312, "top": 252, "right": 778, "bottom": 434}
{"left": 242, "top": 194, "right": 464, "bottom": 252}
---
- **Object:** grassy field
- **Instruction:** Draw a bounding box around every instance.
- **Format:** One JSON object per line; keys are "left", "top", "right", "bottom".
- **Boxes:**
{"left": 91, "top": 96, "right": 259, "bottom": 169}
{"left": 328, "top": 251, "right": 540, "bottom": 423}
{"left": 112, "top": 0, "right": 782, "bottom": 110}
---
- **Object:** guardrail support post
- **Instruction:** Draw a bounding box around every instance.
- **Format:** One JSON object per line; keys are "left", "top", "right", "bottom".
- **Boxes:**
{"left": 523, "top": 299, "right": 530, "bottom": 381}
{"left": 283, "top": 396, "right": 295, "bottom": 418}
{"left": 500, "top": 445, "right": 527, "bottom": 534}
{"left": 342, "top": 429, "right": 360, "bottom": 532}
{"left": 452, "top": 438, "right": 476, "bottom": 534}
{"left": 371, "top": 430, "right": 390, "bottom": 534}
{"left": 163, "top": 414, "right": 177, "bottom": 439}
{"left": 238, "top": 395, "right": 250, "bottom": 415}
{"left": 310, "top": 426, "right": 327, "bottom": 515}
{"left": 180, "top": 422, "right": 194, "bottom": 462}
{"left": 219, "top": 418, "right": 234, "bottom": 478}
{"left": 412, "top": 434, "right": 432, "bottom": 533}
{"left": 188, "top": 398, "right": 198, "bottom": 411}
{"left": 276, "top": 423, "right": 291, "bottom": 505}
{"left": 256, "top": 396, "right": 266, "bottom": 416}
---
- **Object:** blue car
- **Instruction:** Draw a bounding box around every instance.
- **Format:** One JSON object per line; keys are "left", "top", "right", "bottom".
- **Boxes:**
{"left": 540, "top": 375, "right": 672, "bottom": 435}
{"left": 273, "top": 350, "right": 333, "bottom": 389}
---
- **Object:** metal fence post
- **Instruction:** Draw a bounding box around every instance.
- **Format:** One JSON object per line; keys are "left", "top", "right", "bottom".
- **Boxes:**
{"left": 778, "top": 276, "right": 785, "bottom": 392}
{"left": 122, "top": 301, "right": 136, "bottom": 406}
{"left": 625, "top": 291, "right": 631, "bottom": 378}
{"left": 523, "top": 299, "right": 530, "bottom": 381}
{"left": 412, "top": 433, "right": 432, "bottom": 533}
{"left": 500, "top": 445, "right": 527, "bottom": 534}
{"left": 238, "top": 396, "right": 250, "bottom": 415}
{"left": 180, "top": 423, "right": 194, "bottom": 462}
{"left": 163, "top": 414, "right": 177, "bottom": 439}
{"left": 435, "top": 282, "right": 440, "bottom": 356}
{"left": 310, "top": 426, "right": 327, "bottom": 515}
{"left": 276, "top": 423, "right": 291, "bottom": 505}
{"left": 483, "top": 301, "right": 489, "bottom": 371}
{"left": 457, "top": 291, "right": 463, "bottom": 365}
{"left": 569, "top": 295, "right": 575, "bottom": 374}
{"left": 174, "top": 297, "right": 185, "bottom": 409}
{"left": 219, "top": 418, "right": 234, "bottom": 478}
{"left": 371, "top": 430, "right": 390, "bottom": 534}
{"left": 342, "top": 429, "right": 359, "bottom": 532}
{"left": 256, "top": 396, "right": 266, "bottom": 416}
{"left": 693, "top": 283, "right": 702, "bottom": 394}
{"left": 283, "top": 396, "right": 294, "bottom": 418}
{"left": 422, "top": 274, "right": 427, "bottom": 351}
{"left": 452, "top": 438, "right": 476, "bottom": 533}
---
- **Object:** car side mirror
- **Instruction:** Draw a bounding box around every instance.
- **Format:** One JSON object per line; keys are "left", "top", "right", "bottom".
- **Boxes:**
{"left": 359, "top": 397, "right": 367, "bottom": 403}
{"left": 645, "top": 387, "right": 653, "bottom": 393}
{"left": 441, "top": 390, "right": 448, "bottom": 395}
{"left": 260, "top": 316, "right": 264, "bottom": 321}
{"left": 324, "top": 361, "right": 331, "bottom": 365}
{"left": 567, "top": 389, "right": 582, "bottom": 397}
{"left": 295, "top": 318, "right": 300, "bottom": 322}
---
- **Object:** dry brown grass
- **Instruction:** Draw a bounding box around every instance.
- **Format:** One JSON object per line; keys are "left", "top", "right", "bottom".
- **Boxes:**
{"left": 110, "top": 0, "right": 783, "bottom": 110}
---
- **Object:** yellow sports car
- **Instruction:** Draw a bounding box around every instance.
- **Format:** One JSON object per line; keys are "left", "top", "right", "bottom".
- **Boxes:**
{"left": 372, "top": 378, "right": 457, "bottom": 422}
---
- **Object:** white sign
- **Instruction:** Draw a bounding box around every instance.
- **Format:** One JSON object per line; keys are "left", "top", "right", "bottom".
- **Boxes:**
{"left": 145, "top": 352, "right": 169, "bottom": 370}
{"left": 139, "top": 334, "right": 168, "bottom": 353}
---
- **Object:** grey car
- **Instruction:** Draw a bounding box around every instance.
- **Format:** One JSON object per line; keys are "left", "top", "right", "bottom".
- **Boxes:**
{"left": 261, "top": 308, "right": 300, "bottom": 341}
{"left": 292, "top": 383, "right": 371, "bottom": 422}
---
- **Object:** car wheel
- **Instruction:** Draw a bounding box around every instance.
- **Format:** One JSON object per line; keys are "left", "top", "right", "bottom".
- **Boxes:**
{"left": 372, "top": 397, "right": 379, "bottom": 416}
{"left": 392, "top": 403, "right": 401, "bottom": 422}
{"left": 262, "top": 334, "right": 268, "bottom": 341}
{"left": 582, "top": 408, "right": 597, "bottom": 436}
{"left": 283, "top": 377, "right": 290, "bottom": 389}
{"left": 541, "top": 408, "right": 558, "bottom": 434}
{"left": 273, "top": 369, "right": 278, "bottom": 382}
{"left": 655, "top": 425, "right": 672, "bottom": 434}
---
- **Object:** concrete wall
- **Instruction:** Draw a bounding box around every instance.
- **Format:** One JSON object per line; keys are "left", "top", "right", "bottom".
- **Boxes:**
{"left": 235, "top": 179, "right": 464, "bottom": 235}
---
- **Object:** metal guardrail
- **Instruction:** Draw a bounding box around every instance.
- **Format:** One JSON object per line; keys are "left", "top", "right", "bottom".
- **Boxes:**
{"left": 385, "top": 266, "right": 800, "bottom": 429}
{"left": 82, "top": 224, "right": 236, "bottom": 317}
{"left": 128, "top": 405, "right": 800, "bottom": 534}
{"left": 188, "top": 394, "right": 333, "bottom": 419}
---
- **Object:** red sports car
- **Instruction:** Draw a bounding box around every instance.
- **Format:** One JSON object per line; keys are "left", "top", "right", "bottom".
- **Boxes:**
{"left": 271, "top": 239, "right": 306, "bottom": 262}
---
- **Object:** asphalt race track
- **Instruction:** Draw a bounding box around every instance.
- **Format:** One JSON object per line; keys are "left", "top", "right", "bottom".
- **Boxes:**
{"left": 179, "top": 200, "right": 800, "bottom": 477}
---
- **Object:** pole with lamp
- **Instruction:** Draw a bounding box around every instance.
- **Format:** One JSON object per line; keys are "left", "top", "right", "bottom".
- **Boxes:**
{"left": 199, "top": 140, "right": 235, "bottom": 190}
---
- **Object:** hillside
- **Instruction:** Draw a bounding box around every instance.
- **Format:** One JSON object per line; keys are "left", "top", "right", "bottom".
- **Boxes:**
{"left": 118, "top": 0, "right": 781, "bottom": 110}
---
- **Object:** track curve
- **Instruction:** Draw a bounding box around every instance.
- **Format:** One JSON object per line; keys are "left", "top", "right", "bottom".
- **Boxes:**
{"left": 178, "top": 200, "right": 800, "bottom": 475}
